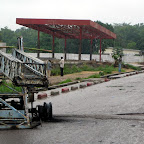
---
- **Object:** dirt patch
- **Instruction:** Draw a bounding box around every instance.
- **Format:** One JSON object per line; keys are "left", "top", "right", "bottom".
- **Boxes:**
{"left": 48, "top": 71, "right": 99, "bottom": 85}
{"left": 48, "top": 69, "right": 133, "bottom": 85}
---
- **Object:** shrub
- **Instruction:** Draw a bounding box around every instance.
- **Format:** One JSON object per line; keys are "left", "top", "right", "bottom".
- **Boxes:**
{"left": 81, "top": 64, "right": 93, "bottom": 71}
{"left": 99, "top": 71, "right": 104, "bottom": 76}
{"left": 71, "top": 65, "right": 81, "bottom": 73}
{"left": 51, "top": 67, "right": 60, "bottom": 76}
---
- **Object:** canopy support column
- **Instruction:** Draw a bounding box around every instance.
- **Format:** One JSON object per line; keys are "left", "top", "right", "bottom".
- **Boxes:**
{"left": 37, "top": 30, "right": 40, "bottom": 58}
{"left": 90, "top": 39, "right": 93, "bottom": 61}
{"left": 113, "top": 39, "right": 115, "bottom": 47}
{"left": 79, "top": 27, "right": 82, "bottom": 60}
{"left": 64, "top": 36, "right": 67, "bottom": 60}
{"left": 100, "top": 39, "right": 102, "bottom": 62}
{"left": 52, "top": 33, "right": 55, "bottom": 58}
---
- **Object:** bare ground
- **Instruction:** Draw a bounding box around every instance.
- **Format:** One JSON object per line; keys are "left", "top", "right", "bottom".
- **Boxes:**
{"left": 48, "top": 68, "right": 133, "bottom": 85}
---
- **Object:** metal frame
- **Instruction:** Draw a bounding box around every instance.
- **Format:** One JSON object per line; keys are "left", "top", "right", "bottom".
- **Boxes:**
{"left": 12, "top": 49, "right": 46, "bottom": 77}
{"left": 16, "top": 18, "right": 116, "bottom": 39}
{"left": 0, "top": 81, "right": 32, "bottom": 129}
{"left": 0, "top": 50, "right": 22, "bottom": 80}
{"left": 0, "top": 44, "right": 50, "bottom": 129}
{"left": 16, "top": 18, "right": 116, "bottom": 61}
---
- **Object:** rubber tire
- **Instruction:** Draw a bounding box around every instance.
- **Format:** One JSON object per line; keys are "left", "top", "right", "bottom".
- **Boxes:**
{"left": 43, "top": 102, "right": 53, "bottom": 120}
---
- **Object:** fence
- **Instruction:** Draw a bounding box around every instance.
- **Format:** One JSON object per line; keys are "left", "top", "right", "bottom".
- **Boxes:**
{"left": 28, "top": 53, "right": 144, "bottom": 63}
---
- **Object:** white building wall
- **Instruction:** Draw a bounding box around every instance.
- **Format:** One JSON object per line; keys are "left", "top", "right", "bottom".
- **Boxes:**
{"left": 28, "top": 53, "right": 144, "bottom": 63}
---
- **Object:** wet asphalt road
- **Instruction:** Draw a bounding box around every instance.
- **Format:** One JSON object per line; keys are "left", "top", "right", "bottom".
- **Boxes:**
{"left": 1, "top": 73, "right": 144, "bottom": 144}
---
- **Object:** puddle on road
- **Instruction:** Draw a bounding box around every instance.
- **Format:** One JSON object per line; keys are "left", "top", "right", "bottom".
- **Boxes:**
{"left": 119, "top": 88, "right": 125, "bottom": 90}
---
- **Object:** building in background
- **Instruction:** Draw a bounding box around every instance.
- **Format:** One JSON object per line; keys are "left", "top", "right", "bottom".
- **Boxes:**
{"left": 0, "top": 42, "right": 6, "bottom": 53}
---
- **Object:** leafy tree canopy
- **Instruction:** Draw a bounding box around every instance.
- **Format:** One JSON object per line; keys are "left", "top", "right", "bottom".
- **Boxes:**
{"left": 0, "top": 21, "right": 144, "bottom": 53}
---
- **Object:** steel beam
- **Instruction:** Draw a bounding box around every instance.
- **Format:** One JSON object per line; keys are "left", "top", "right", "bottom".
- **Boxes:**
{"left": 64, "top": 36, "right": 67, "bottom": 60}
{"left": 79, "top": 27, "right": 82, "bottom": 60}
{"left": 12, "top": 49, "right": 46, "bottom": 77}
{"left": 16, "top": 18, "right": 116, "bottom": 39}
{"left": 52, "top": 33, "right": 55, "bottom": 58}
{"left": 0, "top": 98, "right": 27, "bottom": 120}
{"left": 100, "top": 39, "right": 102, "bottom": 61}
{"left": 37, "top": 30, "right": 40, "bottom": 58}
{"left": 90, "top": 39, "right": 93, "bottom": 61}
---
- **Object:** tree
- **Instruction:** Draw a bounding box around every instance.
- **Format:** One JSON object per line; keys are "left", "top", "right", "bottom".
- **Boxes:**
{"left": 15, "top": 27, "right": 37, "bottom": 48}
{"left": 112, "top": 47, "right": 123, "bottom": 67}
{"left": 127, "top": 42, "right": 136, "bottom": 49}
{"left": 1, "top": 27, "right": 16, "bottom": 46}
{"left": 1, "top": 21, "right": 144, "bottom": 54}
{"left": 113, "top": 23, "right": 144, "bottom": 50}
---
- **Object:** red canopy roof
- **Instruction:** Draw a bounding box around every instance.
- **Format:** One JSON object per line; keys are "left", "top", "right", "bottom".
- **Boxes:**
{"left": 16, "top": 18, "right": 116, "bottom": 39}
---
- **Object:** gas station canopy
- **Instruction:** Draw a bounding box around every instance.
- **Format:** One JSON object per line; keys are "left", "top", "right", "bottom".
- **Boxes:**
{"left": 16, "top": 18, "right": 116, "bottom": 60}
{"left": 16, "top": 18, "right": 116, "bottom": 40}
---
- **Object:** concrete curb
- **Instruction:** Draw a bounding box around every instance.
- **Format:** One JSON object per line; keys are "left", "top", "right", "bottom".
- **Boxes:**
{"left": 51, "top": 90, "right": 60, "bottom": 96}
{"left": 37, "top": 70, "right": 144, "bottom": 99}
{"left": 79, "top": 84, "right": 87, "bottom": 88}
{"left": 48, "top": 81, "right": 79, "bottom": 90}
{"left": 37, "top": 93, "right": 47, "bottom": 99}
{"left": 71, "top": 86, "right": 79, "bottom": 91}
{"left": 87, "top": 82, "right": 94, "bottom": 86}
{"left": 104, "top": 78, "right": 110, "bottom": 82}
{"left": 62, "top": 87, "right": 70, "bottom": 93}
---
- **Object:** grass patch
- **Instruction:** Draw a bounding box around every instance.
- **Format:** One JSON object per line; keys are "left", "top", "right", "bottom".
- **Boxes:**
{"left": 51, "top": 65, "right": 60, "bottom": 76}
{"left": 125, "top": 64, "right": 141, "bottom": 71}
{"left": 95, "top": 65, "right": 118, "bottom": 74}
{"left": 75, "top": 77, "right": 82, "bottom": 80}
{"left": 121, "top": 69, "right": 126, "bottom": 72}
{"left": 81, "top": 64, "right": 94, "bottom": 71}
{"left": 58, "top": 79, "right": 72, "bottom": 85}
{"left": 64, "top": 65, "right": 82, "bottom": 75}
{"left": 87, "top": 74, "right": 101, "bottom": 79}
{"left": 51, "top": 64, "right": 82, "bottom": 76}
{"left": 0, "top": 81, "right": 22, "bottom": 93}
{"left": 51, "top": 64, "right": 127, "bottom": 76}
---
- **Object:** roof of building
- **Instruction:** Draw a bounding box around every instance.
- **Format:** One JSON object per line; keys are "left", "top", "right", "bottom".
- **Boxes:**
{"left": 16, "top": 18, "right": 116, "bottom": 39}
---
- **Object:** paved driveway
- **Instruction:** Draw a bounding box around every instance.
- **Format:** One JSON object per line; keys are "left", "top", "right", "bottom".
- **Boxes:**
{"left": 1, "top": 73, "right": 144, "bottom": 144}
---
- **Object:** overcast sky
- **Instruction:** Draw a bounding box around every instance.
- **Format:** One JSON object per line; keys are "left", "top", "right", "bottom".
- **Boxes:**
{"left": 0, "top": 0, "right": 144, "bottom": 30}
